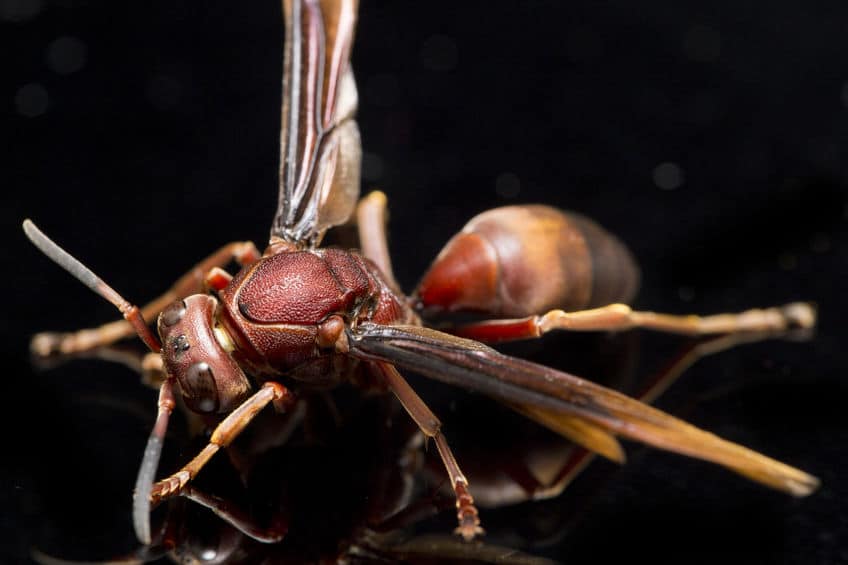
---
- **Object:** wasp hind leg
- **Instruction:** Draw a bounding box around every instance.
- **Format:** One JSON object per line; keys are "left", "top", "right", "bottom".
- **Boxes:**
{"left": 356, "top": 191, "right": 400, "bottom": 291}
{"left": 449, "top": 302, "right": 816, "bottom": 343}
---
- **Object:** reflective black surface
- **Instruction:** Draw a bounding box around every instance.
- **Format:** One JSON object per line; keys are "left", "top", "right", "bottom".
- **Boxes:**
{"left": 4, "top": 1, "right": 847, "bottom": 563}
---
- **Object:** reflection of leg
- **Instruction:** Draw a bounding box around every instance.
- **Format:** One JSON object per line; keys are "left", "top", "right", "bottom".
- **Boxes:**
{"left": 149, "top": 383, "right": 294, "bottom": 505}
{"left": 356, "top": 191, "right": 399, "bottom": 290}
{"left": 451, "top": 302, "right": 816, "bottom": 343}
{"left": 134, "top": 379, "right": 177, "bottom": 544}
{"left": 32, "top": 240, "right": 261, "bottom": 356}
{"left": 224, "top": 400, "right": 307, "bottom": 483}
{"left": 527, "top": 330, "right": 811, "bottom": 501}
{"left": 369, "top": 361, "right": 483, "bottom": 540}
{"left": 636, "top": 330, "right": 795, "bottom": 404}
{"left": 183, "top": 486, "right": 289, "bottom": 543}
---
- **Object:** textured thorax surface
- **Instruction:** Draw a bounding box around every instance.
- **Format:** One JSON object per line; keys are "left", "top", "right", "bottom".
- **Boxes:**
{"left": 217, "top": 248, "right": 413, "bottom": 378}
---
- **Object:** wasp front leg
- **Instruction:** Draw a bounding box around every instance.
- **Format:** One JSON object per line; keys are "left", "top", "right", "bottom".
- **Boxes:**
{"left": 31, "top": 240, "right": 261, "bottom": 356}
{"left": 136, "top": 382, "right": 294, "bottom": 545}
{"left": 148, "top": 382, "right": 295, "bottom": 507}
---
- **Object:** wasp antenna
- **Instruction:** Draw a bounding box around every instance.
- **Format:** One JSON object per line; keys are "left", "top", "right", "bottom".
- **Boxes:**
{"left": 23, "top": 219, "right": 162, "bottom": 353}
{"left": 24, "top": 219, "right": 128, "bottom": 308}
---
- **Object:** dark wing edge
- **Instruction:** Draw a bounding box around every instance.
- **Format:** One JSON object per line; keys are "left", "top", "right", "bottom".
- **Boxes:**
{"left": 272, "top": 0, "right": 361, "bottom": 247}
{"left": 347, "top": 323, "right": 819, "bottom": 497}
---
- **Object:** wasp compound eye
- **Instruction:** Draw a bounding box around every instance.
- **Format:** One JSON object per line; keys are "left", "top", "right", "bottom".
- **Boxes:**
{"left": 182, "top": 362, "right": 219, "bottom": 414}
{"left": 161, "top": 300, "right": 187, "bottom": 327}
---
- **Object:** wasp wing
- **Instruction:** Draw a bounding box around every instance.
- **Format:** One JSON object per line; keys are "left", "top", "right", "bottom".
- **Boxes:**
{"left": 347, "top": 323, "right": 818, "bottom": 497}
{"left": 507, "top": 401, "right": 626, "bottom": 464}
{"left": 272, "top": 0, "right": 361, "bottom": 247}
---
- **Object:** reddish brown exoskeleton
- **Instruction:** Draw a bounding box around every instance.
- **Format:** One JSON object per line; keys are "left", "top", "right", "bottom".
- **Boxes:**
{"left": 25, "top": 0, "right": 819, "bottom": 547}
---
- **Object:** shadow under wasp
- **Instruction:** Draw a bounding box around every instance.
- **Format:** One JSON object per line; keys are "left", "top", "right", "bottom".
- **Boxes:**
{"left": 24, "top": 0, "right": 818, "bottom": 550}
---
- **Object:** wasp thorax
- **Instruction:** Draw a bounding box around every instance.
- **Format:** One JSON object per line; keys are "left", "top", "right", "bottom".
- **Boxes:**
{"left": 156, "top": 295, "right": 252, "bottom": 414}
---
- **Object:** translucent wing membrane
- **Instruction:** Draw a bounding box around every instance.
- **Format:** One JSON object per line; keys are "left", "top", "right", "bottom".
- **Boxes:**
{"left": 272, "top": 0, "right": 361, "bottom": 247}
{"left": 347, "top": 324, "right": 819, "bottom": 497}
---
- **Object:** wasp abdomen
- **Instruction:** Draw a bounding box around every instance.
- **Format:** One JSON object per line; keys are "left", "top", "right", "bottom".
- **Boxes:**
{"left": 415, "top": 205, "right": 640, "bottom": 317}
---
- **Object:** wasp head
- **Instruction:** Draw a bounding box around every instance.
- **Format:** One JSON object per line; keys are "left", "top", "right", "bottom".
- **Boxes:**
{"left": 157, "top": 295, "right": 252, "bottom": 414}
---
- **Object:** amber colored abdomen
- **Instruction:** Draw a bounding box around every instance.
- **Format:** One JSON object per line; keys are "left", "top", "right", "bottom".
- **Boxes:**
{"left": 415, "top": 205, "right": 640, "bottom": 317}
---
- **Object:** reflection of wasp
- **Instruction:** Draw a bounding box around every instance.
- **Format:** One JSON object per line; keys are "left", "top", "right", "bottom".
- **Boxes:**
{"left": 29, "top": 334, "right": 795, "bottom": 564}
{"left": 25, "top": 0, "right": 817, "bottom": 548}
{"left": 29, "top": 364, "right": 559, "bottom": 564}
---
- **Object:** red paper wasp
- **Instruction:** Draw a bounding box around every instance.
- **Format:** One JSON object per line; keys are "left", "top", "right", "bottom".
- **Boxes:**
{"left": 24, "top": 0, "right": 818, "bottom": 546}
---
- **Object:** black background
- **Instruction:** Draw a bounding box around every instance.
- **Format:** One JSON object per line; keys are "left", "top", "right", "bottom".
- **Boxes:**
{"left": 3, "top": 1, "right": 847, "bottom": 563}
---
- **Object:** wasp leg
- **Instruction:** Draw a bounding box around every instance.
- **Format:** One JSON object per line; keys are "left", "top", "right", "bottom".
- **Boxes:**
{"left": 147, "top": 383, "right": 295, "bottom": 509}
{"left": 31, "top": 241, "right": 261, "bottom": 356}
{"left": 368, "top": 361, "right": 483, "bottom": 541}
{"left": 356, "top": 191, "right": 400, "bottom": 290}
{"left": 449, "top": 302, "right": 815, "bottom": 343}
